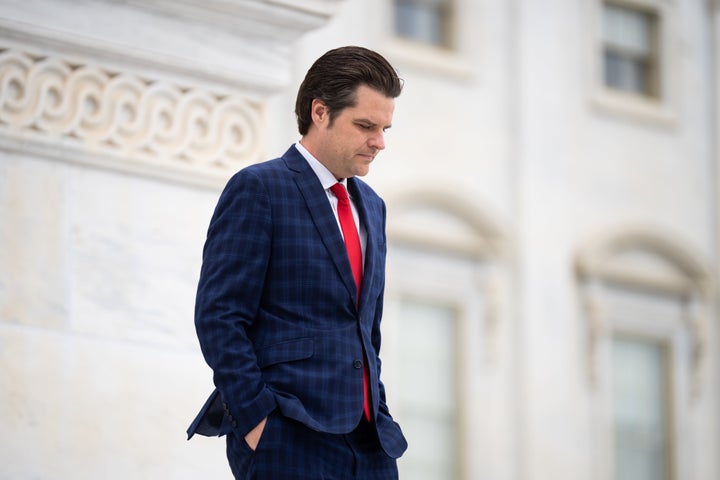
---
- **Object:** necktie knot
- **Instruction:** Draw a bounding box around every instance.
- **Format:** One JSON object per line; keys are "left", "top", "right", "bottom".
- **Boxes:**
{"left": 330, "top": 183, "right": 349, "bottom": 204}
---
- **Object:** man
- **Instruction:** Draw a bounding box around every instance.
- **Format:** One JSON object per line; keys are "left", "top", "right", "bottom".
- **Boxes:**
{"left": 187, "top": 46, "right": 407, "bottom": 479}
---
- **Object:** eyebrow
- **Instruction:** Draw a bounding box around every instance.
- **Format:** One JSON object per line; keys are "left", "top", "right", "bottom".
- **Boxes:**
{"left": 356, "top": 118, "right": 392, "bottom": 130}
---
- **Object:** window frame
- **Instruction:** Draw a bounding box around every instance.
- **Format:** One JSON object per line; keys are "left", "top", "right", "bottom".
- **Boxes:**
{"left": 376, "top": 0, "right": 477, "bottom": 79}
{"left": 602, "top": 1, "right": 661, "bottom": 98}
{"left": 393, "top": 0, "right": 456, "bottom": 50}
{"left": 586, "top": 0, "right": 678, "bottom": 126}
{"left": 575, "top": 226, "right": 712, "bottom": 480}
{"left": 601, "top": 291, "right": 682, "bottom": 480}
{"left": 610, "top": 331, "right": 675, "bottom": 480}
{"left": 381, "top": 187, "right": 510, "bottom": 479}
{"left": 390, "top": 293, "right": 465, "bottom": 480}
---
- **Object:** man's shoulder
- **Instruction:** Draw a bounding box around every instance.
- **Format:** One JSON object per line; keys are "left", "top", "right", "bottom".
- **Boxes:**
{"left": 224, "top": 146, "right": 300, "bottom": 185}
{"left": 240, "top": 157, "right": 285, "bottom": 176}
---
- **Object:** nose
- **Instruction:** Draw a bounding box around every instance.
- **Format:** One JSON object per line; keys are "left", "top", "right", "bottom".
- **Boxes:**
{"left": 369, "top": 131, "right": 385, "bottom": 151}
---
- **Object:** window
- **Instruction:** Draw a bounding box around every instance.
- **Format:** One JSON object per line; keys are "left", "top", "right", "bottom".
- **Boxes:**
{"left": 612, "top": 336, "right": 672, "bottom": 480}
{"left": 602, "top": 2, "right": 660, "bottom": 97}
{"left": 393, "top": 0, "right": 454, "bottom": 48}
{"left": 383, "top": 190, "right": 509, "bottom": 479}
{"left": 576, "top": 227, "right": 713, "bottom": 480}
{"left": 395, "top": 300, "right": 458, "bottom": 480}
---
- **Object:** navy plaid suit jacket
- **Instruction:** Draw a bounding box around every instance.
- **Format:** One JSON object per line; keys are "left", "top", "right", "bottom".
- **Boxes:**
{"left": 187, "top": 145, "right": 407, "bottom": 459}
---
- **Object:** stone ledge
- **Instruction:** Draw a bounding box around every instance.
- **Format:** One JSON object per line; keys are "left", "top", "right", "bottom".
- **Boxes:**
{"left": 122, "top": 0, "right": 344, "bottom": 41}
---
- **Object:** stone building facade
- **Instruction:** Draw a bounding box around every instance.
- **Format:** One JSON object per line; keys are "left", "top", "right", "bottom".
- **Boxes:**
{"left": 1, "top": 1, "right": 718, "bottom": 479}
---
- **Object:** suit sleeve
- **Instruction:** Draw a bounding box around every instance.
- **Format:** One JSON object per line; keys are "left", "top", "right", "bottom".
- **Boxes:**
{"left": 194, "top": 169, "right": 277, "bottom": 436}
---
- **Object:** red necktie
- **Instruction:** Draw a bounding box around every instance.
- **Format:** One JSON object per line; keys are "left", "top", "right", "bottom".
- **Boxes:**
{"left": 330, "top": 183, "right": 371, "bottom": 422}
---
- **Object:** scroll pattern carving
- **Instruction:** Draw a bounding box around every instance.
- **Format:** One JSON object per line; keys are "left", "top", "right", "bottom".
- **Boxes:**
{"left": 0, "top": 49, "right": 263, "bottom": 177}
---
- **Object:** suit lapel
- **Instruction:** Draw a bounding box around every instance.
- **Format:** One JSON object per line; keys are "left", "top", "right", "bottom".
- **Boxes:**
{"left": 348, "top": 178, "right": 379, "bottom": 311}
{"left": 284, "top": 148, "right": 360, "bottom": 305}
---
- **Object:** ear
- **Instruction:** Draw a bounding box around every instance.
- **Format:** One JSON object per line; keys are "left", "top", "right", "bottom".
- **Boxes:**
{"left": 310, "top": 99, "right": 329, "bottom": 126}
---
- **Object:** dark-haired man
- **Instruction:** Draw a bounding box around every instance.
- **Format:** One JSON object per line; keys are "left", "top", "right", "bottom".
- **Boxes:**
{"left": 188, "top": 46, "right": 407, "bottom": 479}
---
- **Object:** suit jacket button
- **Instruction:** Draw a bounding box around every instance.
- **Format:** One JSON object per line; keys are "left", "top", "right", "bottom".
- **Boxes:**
{"left": 231, "top": 421, "right": 237, "bottom": 428}
{"left": 353, "top": 359, "right": 363, "bottom": 369}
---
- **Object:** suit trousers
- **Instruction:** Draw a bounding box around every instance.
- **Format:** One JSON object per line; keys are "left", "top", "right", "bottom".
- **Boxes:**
{"left": 226, "top": 411, "right": 398, "bottom": 480}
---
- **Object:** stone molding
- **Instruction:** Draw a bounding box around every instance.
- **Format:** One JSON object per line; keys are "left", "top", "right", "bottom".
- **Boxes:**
{"left": 386, "top": 185, "right": 510, "bottom": 363}
{"left": 386, "top": 184, "right": 509, "bottom": 260}
{"left": 575, "top": 224, "right": 713, "bottom": 395}
{"left": 0, "top": 46, "right": 264, "bottom": 187}
{"left": 123, "top": 0, "right": 344, "bottom": 41}
{"left": 575, "top": 225, "right": 712, "bottom": 297}
{"left": 577, "top": 224, "right": 713, "bottom": 480}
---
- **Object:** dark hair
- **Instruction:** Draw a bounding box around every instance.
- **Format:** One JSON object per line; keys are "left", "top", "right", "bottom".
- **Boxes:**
{"left": 295, "top": 46, "right": 403, "bottom": 135}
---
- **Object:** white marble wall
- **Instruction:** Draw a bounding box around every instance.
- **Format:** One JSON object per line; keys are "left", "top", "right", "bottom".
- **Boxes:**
{"left": 0, "top": 136, "right": 228, "bottom": 479}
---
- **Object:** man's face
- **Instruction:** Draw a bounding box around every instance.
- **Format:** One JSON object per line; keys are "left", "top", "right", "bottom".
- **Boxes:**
{"left": 313, "top": 85, "right": 395, "bottom": 179}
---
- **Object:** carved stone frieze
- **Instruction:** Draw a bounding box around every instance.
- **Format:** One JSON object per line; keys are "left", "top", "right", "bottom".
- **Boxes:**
{"left": 0, "top": 47, "right": 264, "bottom": 186}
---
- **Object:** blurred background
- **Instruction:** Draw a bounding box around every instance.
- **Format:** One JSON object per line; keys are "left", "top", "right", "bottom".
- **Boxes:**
{"left": 1, "top": 0, "right": 718, "bottom": 479}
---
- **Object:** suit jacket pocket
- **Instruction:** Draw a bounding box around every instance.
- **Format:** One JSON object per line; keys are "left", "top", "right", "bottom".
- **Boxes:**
{"left": 255, "top": 338, "right": 314, "bottom": 368}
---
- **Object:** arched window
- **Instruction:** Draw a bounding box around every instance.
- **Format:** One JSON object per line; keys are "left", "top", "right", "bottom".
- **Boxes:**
{"left": 382, "top": 187, "right": 509, "bottom": 480}
{"left": 575, "top": 225, "right": 712, "bottom": 480}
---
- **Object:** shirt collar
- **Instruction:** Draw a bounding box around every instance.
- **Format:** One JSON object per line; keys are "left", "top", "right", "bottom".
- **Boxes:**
{"left": 295, "top": 141, "right": 347, "bottom": 190}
